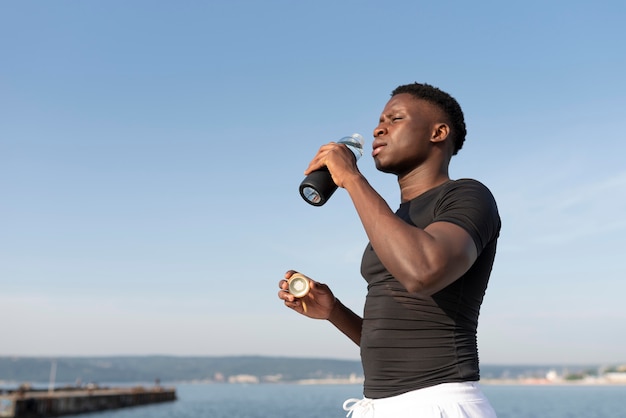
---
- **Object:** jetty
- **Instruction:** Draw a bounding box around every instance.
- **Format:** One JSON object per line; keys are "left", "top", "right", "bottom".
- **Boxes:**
{"left": 0, "top": 385, "right": 176, "bottom": 418}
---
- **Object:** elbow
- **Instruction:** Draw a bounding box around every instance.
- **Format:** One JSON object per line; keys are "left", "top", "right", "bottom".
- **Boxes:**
{"left": 401, "top": 267, "right": 447, "bottom": 296}
{"left": 404, "top": 280, "right": 438, "bottom": 296}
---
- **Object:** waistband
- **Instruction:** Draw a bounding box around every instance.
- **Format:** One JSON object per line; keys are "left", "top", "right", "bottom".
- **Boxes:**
{"left": 343, "top": 382, "right": 487, "bottom": 417}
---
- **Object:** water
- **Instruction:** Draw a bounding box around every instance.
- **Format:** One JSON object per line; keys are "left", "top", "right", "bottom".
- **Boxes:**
{"left": 485, "top": 384, "right": 626, "bottom": 418}
{"left": 62, "top": 383, "right": 626, "bottom": 418}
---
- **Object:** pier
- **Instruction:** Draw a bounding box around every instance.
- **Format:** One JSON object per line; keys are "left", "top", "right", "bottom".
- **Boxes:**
{"left": 0, "top": 385, "right": 176, "bottom": 418}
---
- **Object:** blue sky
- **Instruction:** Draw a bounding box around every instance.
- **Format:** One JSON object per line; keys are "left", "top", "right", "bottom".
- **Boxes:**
{"left": 1, "top": 1, "right": 625, "bottom": 365}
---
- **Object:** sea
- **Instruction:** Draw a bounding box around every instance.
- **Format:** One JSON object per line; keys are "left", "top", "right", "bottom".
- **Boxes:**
{"left": 62, "top": 382, "right": 625, "bottom": 418}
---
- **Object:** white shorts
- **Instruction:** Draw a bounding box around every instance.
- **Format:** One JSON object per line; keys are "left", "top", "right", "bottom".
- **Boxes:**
{"left": 343, "top": 382, "right": 497, "bottom": 418}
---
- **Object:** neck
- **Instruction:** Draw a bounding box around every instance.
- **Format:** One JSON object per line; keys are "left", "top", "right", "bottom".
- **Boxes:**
{"left": 398, "top": 164, "right": 450, "bottom": 202}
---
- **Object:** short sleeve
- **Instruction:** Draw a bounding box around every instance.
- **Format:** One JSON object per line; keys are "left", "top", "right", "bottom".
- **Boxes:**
{"left": 433, "top": 179, "right": 501, "bottom": 254}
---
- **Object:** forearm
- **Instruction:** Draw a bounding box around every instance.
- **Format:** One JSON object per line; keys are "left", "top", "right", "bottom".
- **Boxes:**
{"left": 327, "top": 299, "right": 362, "bottom": 346}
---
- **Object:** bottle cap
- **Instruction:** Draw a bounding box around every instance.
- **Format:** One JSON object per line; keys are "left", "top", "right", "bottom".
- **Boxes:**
{"left": 351, "top": 133, "right": 364, "bottom": 144}
{"left": 288, "top": 273, "right": 311, "bottom": 298}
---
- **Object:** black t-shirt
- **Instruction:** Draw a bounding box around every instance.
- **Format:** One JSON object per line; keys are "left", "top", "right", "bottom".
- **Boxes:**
{"left": 360, "top": 179, "right": 501, "bottom": 399}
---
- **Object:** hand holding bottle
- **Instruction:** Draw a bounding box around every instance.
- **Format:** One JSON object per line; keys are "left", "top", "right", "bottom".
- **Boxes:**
{"left": 299, "top": 133, "right": 364, "bottom": 206}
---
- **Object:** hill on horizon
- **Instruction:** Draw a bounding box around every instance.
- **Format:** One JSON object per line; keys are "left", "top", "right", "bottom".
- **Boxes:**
{"left": 0, "top": 355, "right": 608, "bottom": 386}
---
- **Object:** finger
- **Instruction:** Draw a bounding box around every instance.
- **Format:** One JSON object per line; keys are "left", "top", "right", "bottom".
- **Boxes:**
{"left": 284, "top": 299, "right": 300, "bottom": 311}
{"left": 278, "top": 288, "right": 294, "bottom": 302}
{"left": 303, "top": 146, "right": 333, "bottom": 175}
{"left": 309, "top": 280, "right": 321, "bottom": 292}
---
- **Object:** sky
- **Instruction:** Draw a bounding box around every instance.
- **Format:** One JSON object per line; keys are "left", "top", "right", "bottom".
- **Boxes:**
{"left": 1, "top": 1, "right": 625, "bottom": 366}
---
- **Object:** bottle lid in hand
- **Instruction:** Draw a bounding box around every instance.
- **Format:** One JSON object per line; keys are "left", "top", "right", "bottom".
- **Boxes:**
{"left": 288, "top": 273, "right": 311, "bottom": 298}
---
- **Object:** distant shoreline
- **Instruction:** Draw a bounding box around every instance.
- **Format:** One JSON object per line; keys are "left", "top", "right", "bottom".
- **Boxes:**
{"left": 481, "top": 379, "right": 626, "bottom": 386}
{"left": 2, "top": 356, "right": 624, "bottom": 388}
{"left": 4, "top": 379, "right": 626, "bottom": 389}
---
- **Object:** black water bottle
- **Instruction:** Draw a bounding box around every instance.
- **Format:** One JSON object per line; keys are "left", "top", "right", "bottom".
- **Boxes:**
{"left": 299, "top": 133, "right": 364, "bottom": 206}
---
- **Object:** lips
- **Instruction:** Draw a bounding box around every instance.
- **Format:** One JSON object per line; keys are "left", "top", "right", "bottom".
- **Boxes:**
{"left": 372, "top": 140, "right": 386, "bottom": 157}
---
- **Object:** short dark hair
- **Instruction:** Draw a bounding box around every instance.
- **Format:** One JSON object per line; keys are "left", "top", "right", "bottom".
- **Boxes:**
{"left": 391, "top": 83, "right": 466, "bottom": 155}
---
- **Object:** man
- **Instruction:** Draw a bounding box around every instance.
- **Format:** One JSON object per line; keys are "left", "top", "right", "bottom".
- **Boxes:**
{"left": 278, "top": 82, "right": 500, "bottom": 417}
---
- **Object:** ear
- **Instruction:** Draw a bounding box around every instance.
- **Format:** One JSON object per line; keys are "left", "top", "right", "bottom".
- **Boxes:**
{"left": 431, "top": 123, "right": 450, "bottom": 144}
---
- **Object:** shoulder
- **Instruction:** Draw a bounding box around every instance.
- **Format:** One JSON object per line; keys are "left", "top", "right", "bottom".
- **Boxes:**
{"left": 435, "top": 178, "right": 501, "bottom": 250}
{"left": 439, "top": 179, "right": 498, "bottom": 208}
{"left": 444, "top": 178, "right": 494, "bottom": 195}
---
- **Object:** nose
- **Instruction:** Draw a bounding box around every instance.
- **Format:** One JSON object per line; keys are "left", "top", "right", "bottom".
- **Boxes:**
{"left": 373, "top": 124, "right": 386, "bottom": 138}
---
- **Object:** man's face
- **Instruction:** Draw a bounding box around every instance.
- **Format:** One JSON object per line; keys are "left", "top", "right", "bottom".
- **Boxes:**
{"left": 372, "top": 93, "right": 444, "bottom": 175}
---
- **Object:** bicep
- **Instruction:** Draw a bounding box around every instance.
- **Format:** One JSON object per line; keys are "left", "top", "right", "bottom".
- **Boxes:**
{"left": 422, "top": 221, "right": 478, "bottom": 294}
